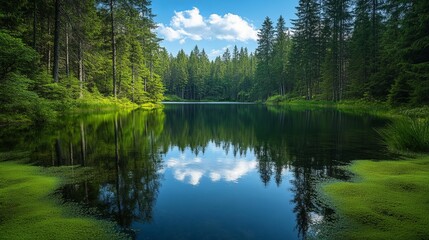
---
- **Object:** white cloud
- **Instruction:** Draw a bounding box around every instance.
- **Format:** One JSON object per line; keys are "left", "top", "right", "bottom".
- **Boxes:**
{"left": 208, "top": 13, "right": 258, "bottom": 41}
{"left": 171, "top": 7, "right": 206, "bottom": 29}
{"left": 208, "top": 45, "right": 232, "bottom": 58}
{"left": 157, "top": 7, "right": 258, "bottom": 43}
{"left": 157, "top": 23, "right": 182, "bottom": 41}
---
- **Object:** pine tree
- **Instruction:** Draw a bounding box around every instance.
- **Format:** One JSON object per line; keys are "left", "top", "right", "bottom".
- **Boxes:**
{"left": 255, "top": 17, "right": 275, "bottom": 99}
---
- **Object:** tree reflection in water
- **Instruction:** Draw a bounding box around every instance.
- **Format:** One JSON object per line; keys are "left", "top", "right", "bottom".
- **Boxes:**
{"left": 19, "top": 104, "right": 390, "bottom": 239}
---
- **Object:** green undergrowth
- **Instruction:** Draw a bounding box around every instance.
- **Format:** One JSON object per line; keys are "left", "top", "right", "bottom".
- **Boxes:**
{"left": 163, "top": 94, "right": 186, "bottom": 102}
{"left": 0, "top": 154, "right": 128, "bottom": 240}
{"left": 265, "top": 95, "right": 429, "bottom": 119}
{"left": 1, "top": 89, "right": 163, "bottom": 125}
{"left": 321, "top": 156, "right": 429, "bottom": 240}
{"left": 73, "top": 95, "right": 138, "bottom": 112}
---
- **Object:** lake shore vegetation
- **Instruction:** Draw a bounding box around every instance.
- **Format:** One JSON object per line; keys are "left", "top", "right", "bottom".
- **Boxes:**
{"left": 321, "top": 155, "right": 429, "bottom": 240}
{"left": 0, "top": 153, "right": 127, "bottom": 240}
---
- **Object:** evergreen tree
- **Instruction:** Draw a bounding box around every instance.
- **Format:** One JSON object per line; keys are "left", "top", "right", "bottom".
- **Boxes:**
{"left": 255, "top": 17, "right": 275, "bottom": 99}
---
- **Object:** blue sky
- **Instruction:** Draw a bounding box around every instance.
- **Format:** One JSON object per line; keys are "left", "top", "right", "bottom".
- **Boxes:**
{"left": 152, "top": 0, "right": 299, "bottom": 59}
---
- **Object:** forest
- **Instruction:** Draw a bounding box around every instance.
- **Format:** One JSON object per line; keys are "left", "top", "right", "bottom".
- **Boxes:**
{"left": 1, "top": 1, "right": 429, "bottom": 239}
{"left": 0, "top": 0, "right": 164, "bottom": 123}
{"left": 1, "top": 1, "right": 429, "bottom": 123}
{"left": 161, "top": 1, "right": 429, "bottom": 104}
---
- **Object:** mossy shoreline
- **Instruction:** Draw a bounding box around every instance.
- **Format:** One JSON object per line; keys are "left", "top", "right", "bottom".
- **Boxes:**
{"left": 319, "top": 156, "right": 429, "bottom": 239}
{"left": 265, "top": 97, "right": 429, "bottom": 239}
{"left": 0, "top": 155, "right": 127, "bottom": 240}
{"left": 0, "top": 95, "right": 163, "bottom": 126}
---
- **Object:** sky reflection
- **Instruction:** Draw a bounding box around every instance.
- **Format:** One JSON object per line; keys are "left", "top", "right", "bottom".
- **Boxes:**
{"left": 164, "top": 141, "right": 257, "bottom": 185}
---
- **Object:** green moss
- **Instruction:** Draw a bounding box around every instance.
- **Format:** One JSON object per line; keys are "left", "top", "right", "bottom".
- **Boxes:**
{"left": 0, "top": 160, "right": 127, "bottom": 240}
{"left": 323, "top": 156, "right": 429, "bottom": 239}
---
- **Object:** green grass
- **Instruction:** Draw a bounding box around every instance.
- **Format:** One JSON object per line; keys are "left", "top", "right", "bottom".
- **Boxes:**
{"left": 72, "top": 94, "right": 139, "bottom": 112}
{"left": 322, "top": 156, "right": 429, "bottom": 240}
{"left": 0, "top": 160, "right": 127, "bottom": 240}
{"left": 378, "top": 118, "right": 429, "bottom": 153}
{"left": 163, "top": 94, "right": 186, "bottom": 102}
{"left": 267, "top": 97, "right": 429, "bottom": 120}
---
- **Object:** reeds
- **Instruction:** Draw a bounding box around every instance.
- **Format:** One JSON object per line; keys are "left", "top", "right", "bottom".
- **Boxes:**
{"left": 378, "top": 118, "right": 429, "bottom": 153}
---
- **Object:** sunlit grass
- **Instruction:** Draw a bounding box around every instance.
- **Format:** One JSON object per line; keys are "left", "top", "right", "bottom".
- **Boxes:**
{"left": 0, "top": 159, "right": 127, "bottom": 240}
{"left": 323, "top": 156, "right": 429, "bottom": 239}
{"left": 378, "top": 118, "right": 429, "bottom": 153}
{"left": 265, "top": 97, "right": 429, "bottom": 119}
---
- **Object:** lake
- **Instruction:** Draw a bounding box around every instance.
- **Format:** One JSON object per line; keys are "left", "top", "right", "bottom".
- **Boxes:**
{"left": 1, "top": 103, "right": 392, "bottom": 239}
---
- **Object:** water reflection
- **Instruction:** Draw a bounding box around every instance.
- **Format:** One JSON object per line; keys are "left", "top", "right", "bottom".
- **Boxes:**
{"left": 1, "top": 104, "right": 392, "bottom": 239}
{"left": 165, "top": 142, "right": 257, "bottom": 185}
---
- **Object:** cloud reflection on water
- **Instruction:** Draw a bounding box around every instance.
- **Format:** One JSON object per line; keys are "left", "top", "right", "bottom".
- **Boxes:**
{"left": 165, "top": 142, "right": 257, "bottom": 185}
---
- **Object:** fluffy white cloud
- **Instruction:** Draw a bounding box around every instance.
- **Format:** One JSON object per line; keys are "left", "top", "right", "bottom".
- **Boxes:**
{"left": 157, "top": 7, "right": 258, "bottom": 43}
{"left": 208, "top": 45, "right": 232, "bottom": 58}
{"left": 171, "top": 7, "right": 206, "bottom": 29}
{"left": 208, "top": 13, "right": 258, "bottom": 41}
{"left": 157, "top": 23, "right": 182, "bottom": 41}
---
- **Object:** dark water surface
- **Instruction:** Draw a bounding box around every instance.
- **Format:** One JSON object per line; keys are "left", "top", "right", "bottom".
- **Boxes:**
{"left": 1, "top": 104, "right": 393, "bottom": 239}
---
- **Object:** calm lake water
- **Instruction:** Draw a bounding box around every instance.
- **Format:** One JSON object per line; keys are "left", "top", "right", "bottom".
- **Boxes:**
{"left": 2, "top": 104, "right": 393, "bottom": 239}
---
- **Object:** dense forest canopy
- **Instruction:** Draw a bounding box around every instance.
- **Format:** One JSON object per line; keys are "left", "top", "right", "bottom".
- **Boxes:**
{"left": 0, "top": 0, "right": 428, "bottom": 123}
{"left": 0, "top": 0, "right": 164, "bottom": 123}
{"left": 160, "top": 1, "right": 429, "bottom": 104}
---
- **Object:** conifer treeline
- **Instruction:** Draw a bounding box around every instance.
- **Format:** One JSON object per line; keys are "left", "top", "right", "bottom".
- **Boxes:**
{"left": 161, "top": 1, "right": 429, "bottom": 104}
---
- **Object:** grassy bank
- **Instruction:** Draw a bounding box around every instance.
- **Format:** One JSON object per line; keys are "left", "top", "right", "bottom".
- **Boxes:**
{"left": 322, "top": 156, "right": 429, "bottom": 239}
{"left": 0, "top": 157, "right": 126, "bottom": 240}
{"left": 72, "top": 94, "right": 162, "bottom": 113}
{"left": 0, "top": 93, "right": 162, "bottom": 126}
{"left": 265, "top": 95, "right": 429, "bottom": 119}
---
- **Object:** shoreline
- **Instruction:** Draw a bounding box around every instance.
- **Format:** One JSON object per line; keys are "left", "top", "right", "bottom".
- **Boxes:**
{"left": 0, "top": 156, "right": 127, "bottom": 239}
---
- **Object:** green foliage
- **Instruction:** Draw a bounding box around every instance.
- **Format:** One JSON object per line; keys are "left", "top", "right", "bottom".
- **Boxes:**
{"left": 378, "top": 118, "right": 429, "bottom": 153}
{"left": 0, "top": 32, "right": 56, "bottom": 124}
{"left": 388, "top": 75, "right": 411, "bottom": 106}
{"left": 323, "top": 157, "right": 429, "bottom": 239}
{"left": 0, "top": 31, "right": 37, "bottom": 79}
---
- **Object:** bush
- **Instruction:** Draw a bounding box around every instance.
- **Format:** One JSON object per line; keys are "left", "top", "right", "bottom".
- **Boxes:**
{"left": 378, "top": 118, "right": 429, "bottom": 153}
{"left": 266, "top": 94, "right": 285, "bottom": 104}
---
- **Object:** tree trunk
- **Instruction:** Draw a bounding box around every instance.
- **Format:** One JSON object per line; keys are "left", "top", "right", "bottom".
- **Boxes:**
{"left": 69, "top": 141, "right": 73, "bottom": 165}
{"left": 66, "top": 23, "right": 70, "bottom": 78}
{"left": 53, "top": 0, "right": 60, "bottom": 82}
{"left": 132, "top": 63, "right": 135, "bottom": 102}
{"left": 110, "top": 0, "right": 117, "bottom": 98}
{"left": 55, "top": 139, "right": 63, "bottom": 166}
{"left": 78, "top": 40, "right": 84, "bottom": 98}
{"left": 47, "top": 16, "right": 51, "bottom": 74}
{"left": 33, "top": 0, "right": 37, "bottom": 49}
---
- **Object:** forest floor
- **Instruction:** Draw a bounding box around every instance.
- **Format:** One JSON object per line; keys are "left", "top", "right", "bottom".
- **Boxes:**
{"left": 320, "top": 155, "right": 429, "bottom": 239}
{"left": 0, "top": 153, "right": 128, "bottom": 240}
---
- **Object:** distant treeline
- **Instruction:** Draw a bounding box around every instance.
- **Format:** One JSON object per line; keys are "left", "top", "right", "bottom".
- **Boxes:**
{"left": 160, "top": 1, "right": 429, "bottom": 105}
